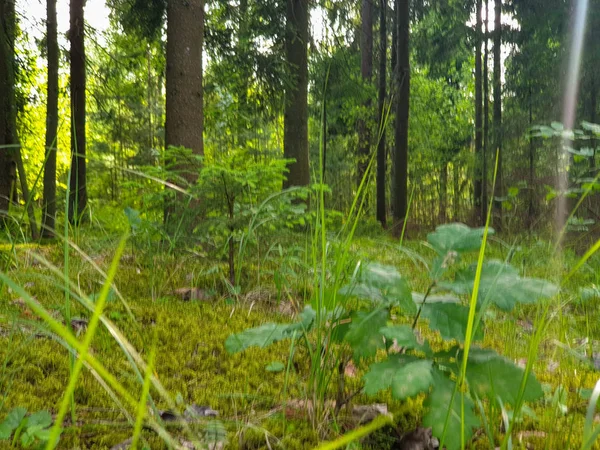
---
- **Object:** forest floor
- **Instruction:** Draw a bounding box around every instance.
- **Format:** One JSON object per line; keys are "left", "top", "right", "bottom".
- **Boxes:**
{"left": 0, "top": 219, "right": 599, "bottom": 449}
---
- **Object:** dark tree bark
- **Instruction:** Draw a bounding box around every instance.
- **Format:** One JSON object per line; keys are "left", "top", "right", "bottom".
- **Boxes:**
{"left": 0, "top": 0, "right": 16, "bottom": 220}
{"left": 492, "top": 0, "right": 502, "bottom": 230}
{"left": 357, "top": 0, "right": 373, "bottom": 186}
{"left": 392, "top": 0, "right": 410, "bottom": 234}
{"left": 439, "top": 162, "right": 448, "bottom": 223}
{"left": 528, "top": 83, "right": 536, "bottom": 227}
{"left": 283, "top": 0, "right": 309, "bottom": 188}
{"left": 376, "top": 0, "right": 387, "bottom": 227}
{"left": 68, "top": 0, "right": 87, "bottom": 224}
{"left": 482, "top": 0, "right": 489, "bottom": 218}
{"left": 237, "top": 0, "right": 249, "bottom": 149}
{"left": 164, "top": 0, "right": 204, "bottom": 226}
{"left": 474, "top": 0, "right": 483, "bottom": 223}
{"left": 42, "top": 0, "right": 59, "bottom": 237}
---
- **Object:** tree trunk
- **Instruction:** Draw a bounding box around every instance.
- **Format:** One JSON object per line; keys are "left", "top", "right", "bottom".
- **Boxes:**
{"left": 237, "top": 0, "right": 249, "bottom": 150}
{"left": 492, "top": 0, "right": 502, "bottom": 230}
{"left": 42, "top": 0, "right": 59, "bottom": 237}
{"left": 528, "top": 84, "right": 536, "bottom": 227}
{"left": 392, "top": 0, "right": 410, "bottom": 234}
{"left": 283, "top": 0, "right": 310, "bottom": 188}
{"left": 474, "top": 0, "right": 483, "bottom": 223}
{"left": 68, "top": 0, "right": 87, "bottom": 224}
{"left": 439, "top": 162, "right": 447, "bottom": 224}
{"left": 357, "top": 0, "right": 373, "bottom": 186}
{"left": 376, "top": 0, "right": 387, "bottom": 227}
{"left": 0, "top": 0, "right": 16, "bottom": 220}
{"left": 164, "top": 0, "right": 204, "bottom": 225}
{"left": 482, "top": 0, "right": 489, "bottom": 218}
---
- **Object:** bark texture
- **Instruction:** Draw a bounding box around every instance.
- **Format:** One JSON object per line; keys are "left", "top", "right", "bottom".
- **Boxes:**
{"left": 357, "top": 0, "right": 373, "bottom": 186}
{"left": 283, "top": 0, "right": 310, "bottom": 188}
{"left": 376, "top": 0, "right": 387, "bottom": 227}
{"left": 474, "top": 0, "right": 483, "bottom": 222}
{"left": 43, "top": 0, "right": 59, "bottom": 236}
{"left": 492, "top": 0, "right": 502, "bottom": 229}
{"left": 392, "top": 0, "right": 410, "bottom": 233}
{"left": 69, "top": 0, "right": 87, "bottom": 223}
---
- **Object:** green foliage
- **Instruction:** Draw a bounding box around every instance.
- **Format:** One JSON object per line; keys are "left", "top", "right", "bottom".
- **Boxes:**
{"left": 0, "top": 407, "right": 56, "bottom": 448}
{"left": 225, "top": 223, "right": 550, "bottom": 447}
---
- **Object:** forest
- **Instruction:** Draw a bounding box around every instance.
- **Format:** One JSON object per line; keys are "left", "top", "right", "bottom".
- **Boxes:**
{"left": 0, "top": 0, "right": 599, "bottom": 448}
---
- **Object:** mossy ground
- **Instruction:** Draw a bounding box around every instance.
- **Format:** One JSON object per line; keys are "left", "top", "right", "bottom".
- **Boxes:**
{"left": 0, "top": 222, "right": 599, "bottom": 449}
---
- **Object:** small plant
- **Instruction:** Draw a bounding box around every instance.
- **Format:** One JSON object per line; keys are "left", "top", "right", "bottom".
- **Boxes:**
{"left": 225, "top": 223, "right": 559, "bottom": 449}
{"left": 0, "top": 407, "right": 57, "bottom": 449}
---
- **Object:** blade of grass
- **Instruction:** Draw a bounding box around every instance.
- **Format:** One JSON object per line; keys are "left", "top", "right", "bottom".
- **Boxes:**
{"left": 131, "top": 328, "right": 157, "bottom": 449}
{"left": 312, "top": 414, "right": 392, "bottom": 450}
{"left": 46, "top": 232, "right": 129, "bottom": 448}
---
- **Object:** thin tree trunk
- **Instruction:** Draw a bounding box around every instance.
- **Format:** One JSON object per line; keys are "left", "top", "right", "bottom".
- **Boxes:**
{"left": 492, "top": 0, "right": 502, "bottom": 230}
{"left": 474, "top": 0, "right": 483, "bottom": 223}
{"left": 439, "top": 162, "right": 447, "bottom": 224}
{"left": 482, "top": 0, "right": 489, "bottom": 218}
{"left": 357, "top": 0, "right": 373, "bottom": 186}
{"left": 0, "top": 0, "right": 16, "bottom": 219}
{"left": 237, "top": 0, "right": 249, "bottom": 149}
{"left": 68, "top": 0, "right": 87, "bottom": 224}
{"left": 42, "top": 0, "right": 59, "bottom": 237}
{"left": 392, "top": 0, "right": 410, "bottom": 234}
{"left": 15, "top": 150, "right": 39, "bottom": 238}
{"left": 453, "top": 161, "right": 459, "bottom": 220}
{"left": 376, "top": 0, "right": 387, "bottom": 227}
{"left": 528, "top": 83, "right": 536, "bottom": 227}
{"left": 283, "top": 0, "right": 310, "bottom": 188}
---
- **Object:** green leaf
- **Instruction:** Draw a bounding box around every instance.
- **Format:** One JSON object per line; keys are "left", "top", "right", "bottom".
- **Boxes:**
{"left": 348, "top": 263, "right": 415, "bottom": 313}
{"left": 25, "top": 411, "right": 52, "bottom": 429}
{"left": 380, "top": 325, "right": 420, "bottom": 350}
{"left": 427, "top": 223, "right": 493, "bottom": 255}
{"left": 412, "top": 292, "right": 460, "bottom": 304}
{"left": 0, "top": 407, "right": 27, "bottom": 440}
{"left": 363, "top": 355, "right": 433, "bottom": 399}
{"left": 225, "top": 306, "right": 315, "bottom": 354}
{"left": 225, "top": 323, "right": 295, "bottom": 354}
{"left": 345, "top": 309, "right": 388, "bottom": 360}
{"left": 441, "top": 260, "right": 558, "bottom": 311}
{"left": 466, "top": 348, "right": 543, "bottom": 405}
{"left": 421, "top": 303, "right": 482, "bottom": 342}
{"left": 423, "top": 369, "right": 479, "bottom": 450}
{"left": 124, "top": 207, "right": 142, "bottom": 230}
{"left": 265, "top": 361, "right": 285, "bottom": 372}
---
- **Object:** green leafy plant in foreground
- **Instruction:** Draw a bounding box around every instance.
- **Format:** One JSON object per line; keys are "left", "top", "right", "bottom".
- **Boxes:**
{"left": 0, "top": 407, "right": 57, "bottom": 449}
{"left": 225, "top": 223, "right": 560, "bottom": 449}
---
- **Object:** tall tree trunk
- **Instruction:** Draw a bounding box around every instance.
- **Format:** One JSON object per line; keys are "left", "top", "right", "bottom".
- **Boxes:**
{"left": 357, "top": 0, "right": 373, "bottom": 186}
{"left": 68, "top": 0, "right": 87, "bottom": 224}
{"left": 492, "top": 0, "right": 502, "bottom": 230}
{"left": 589, "top": 73, "right": 596, "bottom": 169}
{"left": 283, "top": 0, "right": 309, "bottom": 188}
{"left": 392, "top": 0, "right": 410, "bottom": 234}
{"left": 0, "top": 0, "right": 16, "bottom": 220}
{"left": 164, "top": 0, "right": 204, "bottom": 225}
{"left": 376, "top": 0, "right": 387, "bottom": 227}
{"left": 528, "top": 83, "right": 536, "bottom": 227}
{"left": 439, "top": 161, "right": 447, "bottom": 224}
{"left": 474, "top": 0, "right": 483, "bottom": 223}
{"left": 482, "top": 0, "right": 489, "bottom": 218}
{"left": 237, "top": 0, "right": 249, "bottom": 149}
{"left": 43, "top": 0, "right": 59, "bottom": 237}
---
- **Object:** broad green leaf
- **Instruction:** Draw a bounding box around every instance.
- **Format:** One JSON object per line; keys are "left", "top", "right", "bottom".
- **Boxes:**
{"left": 265, "top": 361, "right": 285, "bottom": 372}
{"left": 347, "top": 263, "right": 415, "bottom": 313}
{"left": 345, "top": 309, "right": 388, "bottom": 360}
{"left": 363, "top": 355, "right": 433, "bottom": 399}
{"left": 225, "top": 323, "right": 292, "bottom": 354}
{"left": 466, "top": 348, "right": 543, "bottom": 405}
{"left": 421, "top": 303, "right": 482, "bottom": 342}
{"left": 441, "top": 260, "right": 558, "bottom": 311}
{"left": 423, "top": 369, "right": 479, "bottom": 450}
{"left": 124, "top": 207, "right": 142, "bottom": 230}
{"left": 380, "top": 325, "right": 420, "bottom": 350}
{"left": 427, "top": 223, "right": 493, "bottom": 255}
{"left": 225, "top": 306, "right": 315, "bottom": 354}
{"left": 412, "top": 292, "right": 460, "bottom": 304}
{"left": 0, "top": 407, "right": 27, "bottom": 440}
{"left": 25, "top": 411, "right": 52, "bottom": 429}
